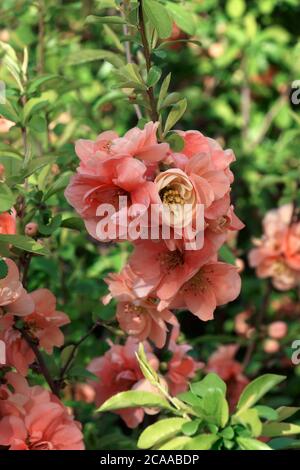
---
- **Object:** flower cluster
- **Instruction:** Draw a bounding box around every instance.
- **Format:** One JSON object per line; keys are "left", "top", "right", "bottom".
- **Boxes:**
{"left": 0, "top": 258, "right": 69, "bottom": 375}
{"left": 66, "top": 122, "right": 243, "bottom": 346}
{"left": 249, "top": 204, "right": 300, "bottom": 290}
{"left": 0, "top": 372, "right": 84, "bottom": 450}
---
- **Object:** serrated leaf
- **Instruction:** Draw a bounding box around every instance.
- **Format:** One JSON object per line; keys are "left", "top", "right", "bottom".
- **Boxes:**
{"left": 138, "top": 418, "right": 189, "bottom": 449}
{"left": 97, "top": 391, "right": 172, "bottom": 413}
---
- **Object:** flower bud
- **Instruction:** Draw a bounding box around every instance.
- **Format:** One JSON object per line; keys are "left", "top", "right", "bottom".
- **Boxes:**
{"left": 268, "top": 321, "right": 287, "bottom": 339}
{"left": 25, "top": 222, "right": 38, "bottom": 237}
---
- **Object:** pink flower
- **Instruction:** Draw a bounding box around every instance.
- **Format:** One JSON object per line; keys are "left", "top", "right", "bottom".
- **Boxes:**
{"left": 129, "top": 233, "right": 223, "bottom": 301}
{"left": 166, "top": 341, "right": 202, "bottom": 396}
{"left": 23, "top": 289, "right": 70, "bottom": 354}
{"left": 0, "top": 258, "right": 34, "bottom": 315}
{"left": 65, "top": 155, "right": 158, "bottom": 241}
{"left": 0, "top": 117, "right": 15, "bottom": 133}
{"left": 88, "top": 338, "right": 160, "bottom": 428}
{"left": 0, "top": 372, "right": 84, "bottom": 450}
{"left": 206, "top": 345, "right": 249, "bottom": 411}
{"left": 159, "top": 261, "right": 241, "bottom": 321}
{"left": 249, "top": 204, "right": 300, "bottom": 290}
{"left": 110, "top": 121, "right": 169, "bottom": 163}
{"left": 105, "top": 266, "right": 177, "bottom": 348}
{"left": 268, "top": 321, "right": 287, "bottom": 339}
{"left": 0, "top": 314, "right": 35, "bottom": 375}
{"left": 0, "top": 209, "right": 16, "bottom": 234}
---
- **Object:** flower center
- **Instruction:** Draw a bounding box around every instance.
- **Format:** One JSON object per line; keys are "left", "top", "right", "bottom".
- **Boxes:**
{"left": 160, "top": 249, "right": 184, "bottom": 271}
{"left": 160, "top": 187, "right": 185, "bottom": 206}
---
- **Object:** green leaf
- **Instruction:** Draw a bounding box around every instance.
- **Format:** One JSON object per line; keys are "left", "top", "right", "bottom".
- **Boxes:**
{"left": 157, "top": 73, "right": 171, "bottom": 110}
{"left": 97, "top": 391, "right": 172, "bottom": 413}
{"left": 61, "top": 217, "right": 85, "bottom": 231}
{"left": 23, "top": 98, "right": 49, "bottom": 123}
{"left": 262, "top": 422, "right": 300, "bottom": 438}
{"left": 237, "top": 437, "right": 272, "bottom": 450}
{"left": 183, "top": 434, "right": 219, "bottom": 450}
{"left": 166, "top": 133, "right": 184, "bottom": 152}
{"left": 181, "top": 419, "right": 201, "bottom": 436}
{"left": 254, "top": 406, "right": 279, "bottom": 421}
{"left": 268, "top": 437, "right": 299, "bottom": 450}
{"left": 0, "top": 102, "right": 19, "bottom": 123}
{"left": 37, "top": 214, "right": 62, "bottom": 236}
{"left": 160, "top": 92, "right": 181, "bottom": 109}
{"left": 114, "top": 63, "right": 147, "bottom": 90}
{"left": 233, "top": 409, "right": 262, "bottom": 437}
{"left": 85, "top": 15, "right": 127, "bottom": 25}
{"left": 190, "top": 373, "right": 227, "bottom": 397}
{"left": 0, "top": 183, "right": 15, "bottom": 213}
{"left": 0, "top": 258, "right": 8, "bottom": 279}
{"left": 138, "top": 418, "right": 189, "bottom": 449}
{"left": 177, "top": 391, "right": 203, "bottom": 408}
{"left": 219, "top": 245, "right": 236, "bottom": 264}
{"left": 143, "top": 0, "right": 172, "bottom": 39}
{"left": 157, "top": 436, "right": 191, "bottom": 450}
{"left": 27, "top": 74, "right": 61, "bottom": 94}
{"left": 146, "top": 66, "right": 162, "bottom": 87}
{"left": 226, "top": 0, "right": 246, "bottom": 18}
{"left": 201, "top": 389, "right": 229, "bottom": 428}
{"left": 236, "top": 374, "right": 286, "bottom": 415}
{"left": 43, "top": 172, "right": 71, "bottom": 201}
{"left": 165, "top": 2, "right": 197, "bottom": 35}
{"left": 219, "top": 426, "right": 234, "bottom": 440}
{"left": 66, "top": 49, "right": 124, "bottom": 68}
{"left": 0, "top": 235, "right": 49, "bottom": 256}
{"left": 276, "top": 406, "right": 300, "bottom": 422}
{"left": 164, "top": 98, "right": 187, "bottom": 134}
{"left": 22, "top": 156, "right": 57, "bottom": 181}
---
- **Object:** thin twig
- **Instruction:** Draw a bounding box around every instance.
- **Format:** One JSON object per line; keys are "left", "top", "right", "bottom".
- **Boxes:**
{"left": 138, "top": 0, "right": 159, "bottom": 122}
{"left": 58, "top": 322, "right": 100, "bottom": 386}
{"left": 122, "top": 14, "right": 143, "bottom": 120}
{"left": 21, "top": 329, "right": 60, "bottom": 397}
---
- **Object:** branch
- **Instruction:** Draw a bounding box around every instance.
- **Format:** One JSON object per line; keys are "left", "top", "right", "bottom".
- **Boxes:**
{"left": 138, "top": 0, "right": 159, "bottom": 122}
{"left": 21, "top": 329, "right": 60, "bottom": 397}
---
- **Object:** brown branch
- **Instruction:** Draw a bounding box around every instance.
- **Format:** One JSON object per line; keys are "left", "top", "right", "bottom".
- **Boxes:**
{"left": 138, "top": 0, "right": 159, "bottom": 122}
{"left": 21, "top": 329, "right": 60, "bottom": 397}
{"left": 58, "top": 322, "right": 100, "bottom": 386}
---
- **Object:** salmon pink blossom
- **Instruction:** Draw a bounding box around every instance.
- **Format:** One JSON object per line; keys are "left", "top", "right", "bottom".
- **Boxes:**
{"left": 0, "top": 209, "right": 16, "bottom": 235}
{"left": 88, "top": 338, "right": 160, "bottom": 428}
{"left": 0, "top": 372, "right": 84, "bottom": 450}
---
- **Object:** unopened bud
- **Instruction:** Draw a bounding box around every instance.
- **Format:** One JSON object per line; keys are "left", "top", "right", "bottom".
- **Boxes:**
{"left": 25, "top": 222, "right": 38, "bottom": 237}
